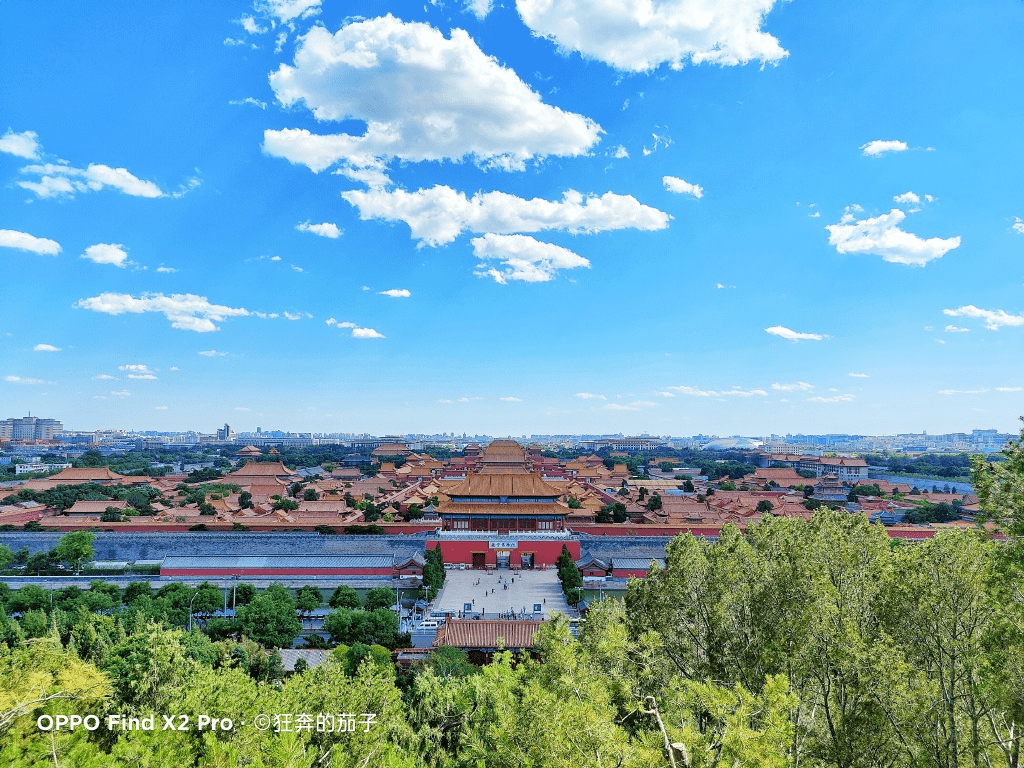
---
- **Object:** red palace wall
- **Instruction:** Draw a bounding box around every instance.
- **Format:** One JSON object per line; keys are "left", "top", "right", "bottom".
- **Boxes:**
{"left": 612, "top": 569, "right": 651, "bottom": 578}
{"left": 160, "top": 567, "right": 393, "bottom": 577}
{"left": 429, "top": 539, "right": 580, "bottom": 568}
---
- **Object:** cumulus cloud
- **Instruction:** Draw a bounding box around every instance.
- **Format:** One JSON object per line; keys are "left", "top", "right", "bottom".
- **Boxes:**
{"left": 119, "top": 364, "right": 157, "bottom": 380}
{"left": 379, "top": 289, "right": 411, "bottom": 298}
{"left": 261, "top": 0, "right": 321, "bottom": 24}
{"left": 0, "top": 229, "right": 61, "bottom": 256}
{"left": 464, "top": 0, "right": 492, "bottom": 18}
{"left": 81, "top": 243, "right": 129, "bottom": 268}
{"left": 667, "top": 385, "right": 768, "bottom": 397}
{"left": 0, "top": 129, "right": 40, "bottom": 159}
{"left": 825, "top": 208, "right": 960, "bottom": 267}
{"left": 516, "top": 0, "right": 788, "bottom": 72}
{"left": 75, "top": 292, "right": 250, "bottom": 333}
{"left": 472, "top": 233, "right": 589, "bottom": 284}
{"left": 943, "top": 305, "right": 1024, "bottom": 330}
{"left": 93, "top": 374, "right": 116, "bottom": 380}
{"left": 296, "top": 221, "right": 342, "bottom": 238}
{"left": 860, "top": 140, "right": 908, "bottom": 156}
{"left": 613, "top": 145, "right": 629, "bottom": 159}
{"left": 772, "top": 381, "right": 814, "bottom": 391}
{"left": 894, "top": 191, "right": 920, "bottom": 204}
{"left": 848, "top": 373, "right": 869, "bottom": 378}
{"left": 500, "top": 396, "right": 522, "bottom": 402}
{"left": 264, "top": 15, "right": 601, "bottom": 177}
{"left": 663, "top": 175, "right": 703, "bottom": 198}
{"left": 575, "top": 392, "right": 606, "bottom": 400}
{"left": 33, "top": 344, "right": 60, "bottom": 352}
{"left": 808, "top": 394, "right": 855, "bottom": 403}
{"left": 343, "top": 185, "right": 670, "bottom": 246}
{"left": 4, "top": 375, "right": 52, "bottom": 385}
{"left": 325, "top": 318, "right": 385, "bottom": 338}
{"left": 283, "top": 311, "right": 312, "bottom": 320}
{"left": 19, "top": 161, "right": 164, "bottom": 199}
{"left": 199, "top": 350, "right": 228, "bottom": 357}
{"left": 765, "top": 326, "right": 825, "bottom": 341}
{"left": 1012, "top": 217, "right": 1024, "bottom": 235}
{"left": 605, "top": 403, "right": 639, "bottom": 411}
{"left": 996, "top": 387, "right": 1023, "bottom": 392}
{"left": 110, "top": 390, "right": 132, "bottom": 397}
{"left": 944, "top": 325, "right": 970, "bottom": 333}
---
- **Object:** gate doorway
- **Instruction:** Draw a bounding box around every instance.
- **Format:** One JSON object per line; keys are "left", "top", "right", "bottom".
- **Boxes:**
{"left": 496, "top": 550, "right": 511, "bottom": 569}
{"left": 520, "top": 552, "right": 534, "bottom": 569}
{"left": 472, "top": 552, "right": 486, "bottom": 569}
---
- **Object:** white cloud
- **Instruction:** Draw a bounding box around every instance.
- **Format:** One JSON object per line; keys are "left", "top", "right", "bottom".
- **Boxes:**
{"left": 264, "top": 16, "right": 601, "bottom": 177}
{"left": 472, "top": 234, "right": 589, "bottom": 284}
{"left": 239, "top": 15, "right": 265, "bottom": 34}
{"left": 663, "top": 175, "right": 703, "bottom": 198}
{"left": 33, "top": 344, "right": 60, "bottom": 352}
{"left": 996, "top": 387, "right": 1023, "bottom": 392}
{"left": 283, "top": 311, "right": 312, "bottom": 320}
{"left": 860, "top": 140, "right": 908, "bottom": 156}
{"left": 464, "top": 0, "right": 492, "bottom": 18}
{"left": 765, "top": 326, "right": 825, "bottom": 341}
{"left": 657, "top": 391, "right": 675, "bottom": 397}
{"left": 575, "top": 392, "right": 606, "bottom": 400}
{"left": 715, "top": 283, "right": 735, "bottom": 289}
{"left": 229, "top": 96, "right": 268, "bottom": 109}
{"left": 771, "top": 381, "right": 814, "bottom": 391}
{"left": 291, "top": 265, "right": 303, "bottom": 272}
{"left": 0, "top": 129, "right": 40, "bottom": 159}
{"left": 155, "top": 405, "right": 169, "bottom": 410}
{"left": 19, "top": 161, "right": 164, "bottom": 199}
{"left": 666, "top": 386, "right": 768, "bottom": 397}
{"left": 938, "top": 389, "right": 987, "bottom": 395}
{"left": 4, "top": 375, "right": 52, "bottom": 385}
{"left": 82, "top": 243, "right": 129, "bottom": 268}
{"left": 605, "top": 403, "right": 639, "bottom": 411}
{"left": 516, "top": 0, "right": 789, "bottom": 72}
{"left": 224, "top": 37, "right": 246, "bottom": 46}
{"left": 296, "top": 221, "right": 342, "bottom": 238}
{"left": 613, "top": 145, "right": 629, "bottom": 159}
{"left": 325, "top": 318, "right": 384, "bottom": 338}
{"left": 199, "top": 350, "right": 228, "bottom": 357}
{"left": 261, "top": 0, "right": 321, "bottom": 24}
{"left": 343, "top": 186, "right": 670, "bottom": 246}
{"left": 894, "top": 191, "right": 920, "bottom": 204}
{"left": 0, "top": 229, "right": 61, "bottom": 256}
{"left": 110, "top": 390, "right": 132, "bottom": 397}
{"left": 500, "top": 396, "right": 522, "bottom": 402}
{"left": 944, "top": 325, "right": 970, "bottom": 333}
{"left": 808, "top": 212, "right": 820, "bottom": 218}
{"left": 379, "top": 289, "right": 411, "bottom": 298}
{"left": 1012, "top": 217, "right": 1024, "bottom": 235}
{"left": 93, "top": 374, "right": 116, "bottom": 380}
{"left": 808, "top": 394, "right": 855, "bottom": 403}
{"left": 75, "top": 292, "right": 250, "bottom": 333}
{"left": 943, "top": 305, "right": 1024, "bottom": 330}
{"left": 119, "top": 364, "right": 156, "bottom": 380}
{"left": 826, "top": 209, "right": 960, "bottom": 267}
{"left": 848, "top": 373, "right": 869, "bottom": 378}
{"left": 156, "top": 266, "right": 176, "bottom": 273}
{"left": 351, "top": 327, "right": 385, "bottom": 339}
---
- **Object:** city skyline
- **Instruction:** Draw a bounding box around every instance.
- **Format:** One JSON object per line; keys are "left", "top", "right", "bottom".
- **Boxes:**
{"left": 2, "top": 1, "right": 1023, "bottom": 435}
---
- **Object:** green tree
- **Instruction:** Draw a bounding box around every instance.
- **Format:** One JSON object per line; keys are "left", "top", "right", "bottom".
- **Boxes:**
{"left": 755, "top": 499, "right": 773, "bottom": 513}
{"left": 236, "top": 584, "right": 301, "bottom": 648}
{"left": 52, "top": 531, "right": 95, "bottom": 574}
{"left": 329, "top": 584, "right": 362, "bottom": 609}
{"left": 295, "top": 585, "right": 322, "bottom": 615}
{"left": 365, "top": 586, "right": 396, "bottom": 612}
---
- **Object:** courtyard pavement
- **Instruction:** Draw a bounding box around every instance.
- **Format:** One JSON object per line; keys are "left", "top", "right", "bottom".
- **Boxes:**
{"left": 432, "top": 567, "right": 571, "bottom": 620}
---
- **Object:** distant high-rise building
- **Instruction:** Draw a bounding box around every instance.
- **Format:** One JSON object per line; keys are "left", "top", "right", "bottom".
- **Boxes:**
{"left": 0, "top": 415, "right": 63, "bottom": 440}
{"left": 216, "top": 423, "right": 236, "bottom": 442}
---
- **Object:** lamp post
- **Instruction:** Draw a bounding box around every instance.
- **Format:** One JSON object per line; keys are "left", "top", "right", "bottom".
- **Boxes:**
{"left": 187, "top": 590, "right": 198, "bottom": 632}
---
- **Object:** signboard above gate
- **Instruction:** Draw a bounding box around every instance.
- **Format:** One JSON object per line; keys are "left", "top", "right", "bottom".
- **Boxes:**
{"left": 488, "top": 540, "right": 518, "bottom": 550}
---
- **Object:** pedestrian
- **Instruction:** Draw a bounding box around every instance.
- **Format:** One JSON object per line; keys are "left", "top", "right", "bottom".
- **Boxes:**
{"left": 543, "top": 598, "right": 546, "bottom": 605}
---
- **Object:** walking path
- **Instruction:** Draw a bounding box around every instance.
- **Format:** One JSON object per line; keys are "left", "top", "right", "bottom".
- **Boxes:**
{"left": 432, "top": 568, "right": 570, "bottom": 620}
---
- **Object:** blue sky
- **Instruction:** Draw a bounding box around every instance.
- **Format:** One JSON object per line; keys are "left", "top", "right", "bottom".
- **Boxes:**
{"left": 2, "top": 0, "right": 1023, "bottom": 437}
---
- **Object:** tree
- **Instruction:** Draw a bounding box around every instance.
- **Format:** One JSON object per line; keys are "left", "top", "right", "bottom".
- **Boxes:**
{"left": 329, "top": 584, "right": 362, "bottom": 609}
{"left": 52, "top": 531, "right": 95, "bottom": 574}
{"left": 238, "top": 490, "right": 253, "bottom": 509}
{"left": 295, "top": 585, "right": 322, "bottom": 615}
{"left": 236, "top": 584, "right": 301, "bottom": 648}
{"left": 303, "top": 487, "right": 318, "bottom": 501}
{"left": 755, "top": 499, "right": 774, "bottom": 513}
{"left": 365, "top": 586, "right": 396, "bottom": 612}
{"left": 974, "top": 420, "right": 1024, "bottom": 538}
{"left": 645, "top": 493, "right": 662, "bottom": 512}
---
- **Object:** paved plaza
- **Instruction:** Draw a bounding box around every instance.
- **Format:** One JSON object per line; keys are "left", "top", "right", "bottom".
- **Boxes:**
{"left": 432, "top": 567, "right": 571, "bottom": 620}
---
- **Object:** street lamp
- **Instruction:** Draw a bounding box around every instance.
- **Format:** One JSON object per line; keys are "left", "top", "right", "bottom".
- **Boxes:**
{"left": 187, "top": 590, "right": 199, "bottom": 632}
